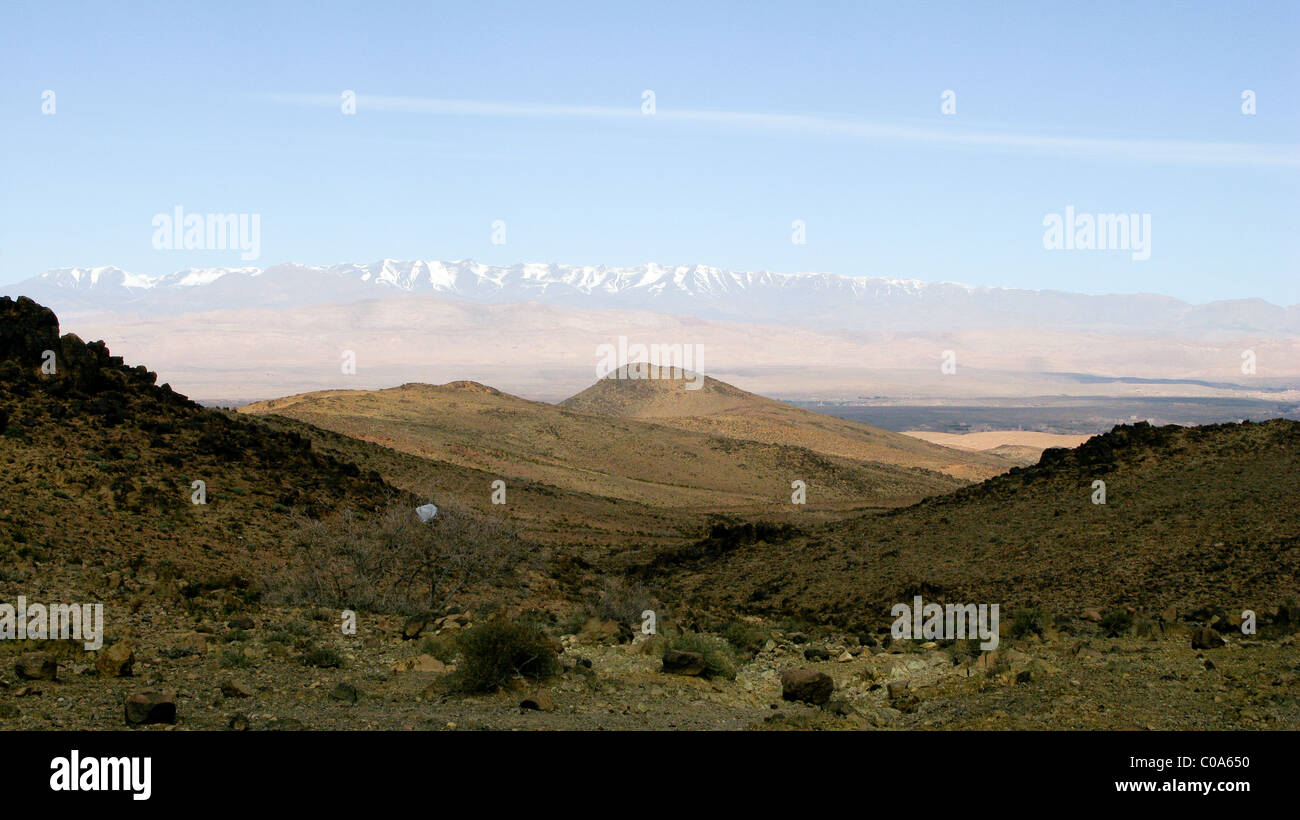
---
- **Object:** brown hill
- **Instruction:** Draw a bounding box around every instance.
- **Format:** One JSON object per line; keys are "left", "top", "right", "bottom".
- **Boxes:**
{"left": 240, "top": 379, "right": 967, "bottom": 512}
{"left": 645, "top": 420, "right": 1300, "bottom": 626}
{"left": 561, "top": 368, "right": 1011, "bottom": 481}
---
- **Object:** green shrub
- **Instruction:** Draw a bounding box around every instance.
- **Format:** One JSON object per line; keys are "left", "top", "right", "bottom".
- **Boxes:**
{"left": 664, "top": 632, "right": 738, "bottom": 680}
{"left": 302, "top": 646, "right": 345, "bottom": 668}
{"left": 450, "top": 621, "right": 559, "bottom": 693}
{"left": 1009, "top": 607, "right": 1045, "bottom": 639}
{"left": 1100, "top": 610, "right": 1133, "bottom": 637}
{"left": 718, "top": 620, "right": 766, "bottom": 657}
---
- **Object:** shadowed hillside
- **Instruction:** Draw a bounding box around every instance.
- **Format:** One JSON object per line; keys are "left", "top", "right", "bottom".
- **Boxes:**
{"left": 648, "top": 420, "right": 1300, "bottom": 627}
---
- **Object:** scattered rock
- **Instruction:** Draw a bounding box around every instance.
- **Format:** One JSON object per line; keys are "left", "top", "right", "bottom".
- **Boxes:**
{"left": 803, "top": 646, "right": 830, "bottom": 661}
{"left": 662, "top": 650, "right": 706, "bottom": 676}
{"left": 781, "top": 669, "right": 834, "bottom": 705}
{"left": 125, "top": 691, "right": 177, "bottom": 725}
{"left": 15, "top": 652, "right": 57, "bottom": 681}
{"left": 887, "top": 680, "right": 920, "bottom": 712}
{"left": 95, "top": 640, "right": 134, "bottom": 678}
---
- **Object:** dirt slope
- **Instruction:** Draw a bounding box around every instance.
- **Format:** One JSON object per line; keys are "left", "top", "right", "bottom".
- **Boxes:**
{"left": 562, "top": 369, "right": 1011, "bottom": 481}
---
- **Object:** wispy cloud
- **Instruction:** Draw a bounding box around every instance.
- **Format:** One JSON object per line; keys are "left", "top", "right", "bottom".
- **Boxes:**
{"left": 259, "top": 92, "right": 1300, "bottom": 169}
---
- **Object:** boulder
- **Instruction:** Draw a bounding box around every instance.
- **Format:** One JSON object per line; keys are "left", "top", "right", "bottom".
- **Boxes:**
{"left": 14, "top": 652, "right": 57, "bottom": 681}
{"left": 662, "top": 650, "right": 706, "bottom": 676}
{"left": 520, "top": 690, "right": 555, "bottom": 712}
{"left": 577, "top": 617, "right": 628, "bottom": 646}
{"left": 401, "top": 615, "right": 429, "bottom": 640}
{"left": 1192, "top": 627, "right": 1225, "bottom": 650}
{"left": 329, "top": 682, "right": 359, "bottom": 703}
{"left": 95, "top": 640, "right": 134, "bottom": 678}
{"left": 781, "top": 669, "right": 834, "bottom": 705}
{"left": 220, "top": 679, "right": 252, "bottom": 698}
{"left": 390, "top": 654, "right": 447, "bottom": 674}
{"left": 125, "top": 691, "right": 177, "bottom": 725}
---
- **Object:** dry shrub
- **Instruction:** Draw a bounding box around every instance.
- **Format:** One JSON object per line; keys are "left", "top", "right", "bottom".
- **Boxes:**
{"left": 266, "top": 502, "right": 529, "bottom": 615}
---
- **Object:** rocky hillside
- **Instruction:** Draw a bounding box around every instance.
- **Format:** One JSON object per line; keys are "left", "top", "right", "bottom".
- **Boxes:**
{"left": 0, "top": 296, "right": 400, "bottom": 578}
{"left": 648, "top": 420, "right": 1300, "bottom": 627}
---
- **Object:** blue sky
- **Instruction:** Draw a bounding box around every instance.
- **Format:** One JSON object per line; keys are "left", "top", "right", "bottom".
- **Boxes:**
{"left": 1, "top": 0, "right": 1297, "bottom": 304}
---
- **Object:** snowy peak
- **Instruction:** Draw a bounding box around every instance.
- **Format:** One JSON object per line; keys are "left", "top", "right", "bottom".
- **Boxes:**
{"left": 38, "top": 266, "right": 155, "bottom": 291}
{"left": 6, "top": 260, "right": 1297, "bottom": 334}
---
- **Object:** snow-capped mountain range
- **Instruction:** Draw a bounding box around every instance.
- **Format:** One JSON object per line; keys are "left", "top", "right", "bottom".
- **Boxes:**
{"left": 7, "top": 260, "right": 1299, "bottom": 334}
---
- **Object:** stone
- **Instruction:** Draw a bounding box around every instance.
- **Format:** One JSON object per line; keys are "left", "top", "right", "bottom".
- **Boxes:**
{"left": 401, "top": 615, "right": 429, "bottom": 640}
{"left": 662, "top": 650, "right": 706, "bottom": 676}
{"left": 169, "top": 632, "right": 208, "bottom": 656}
{"left": 1192, "top": 627, "right": 1225, "bottom": 650}
{"left": 227, "top": 616, "right": 255, "bottom": 630}
{"left": 781, "top": 669, "right": 834, "bottom": 705}
{"left": 803, "top": 646, "right": 830, "bottom": 661}
{"left": 1081, "top": 608, "right": 1103, "bottom": 622}
{"left": 95, "top": 640, "right": 134, "bottom": 678}
{"left": 227, "top": 713, "right": 250, "bottom": 731}
{"left": 220, "top": 679, "right": 252, "bottom": 698}
{"left": 390, "top": 654, "right": 447, "bottom": 674}
{"left": 577, "top": 617, "right": 627, "bottom": 646}
{"left": 125, "top": 691, "right": 176, "bottom": 725}
{"left": 886, "top": 680, "right": 911, "bottom": 700}
{"left": 329, "top": 682, "right": 359, "bottom": 703}
{"left": 519, "top": 690, "right": 555, "bottom": 712}
{"left": 14, "top": 652, "right": 57, "bottom": 681}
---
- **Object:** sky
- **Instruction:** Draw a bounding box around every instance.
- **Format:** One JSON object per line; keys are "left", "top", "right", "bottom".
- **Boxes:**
{"left": 1, "top": 0, "right": 1297, "bottom": 304}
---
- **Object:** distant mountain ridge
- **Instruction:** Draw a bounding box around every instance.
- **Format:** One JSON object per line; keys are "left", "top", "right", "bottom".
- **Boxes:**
{"left": 9, "top": 260, "right": 1300, "bottom": 334}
